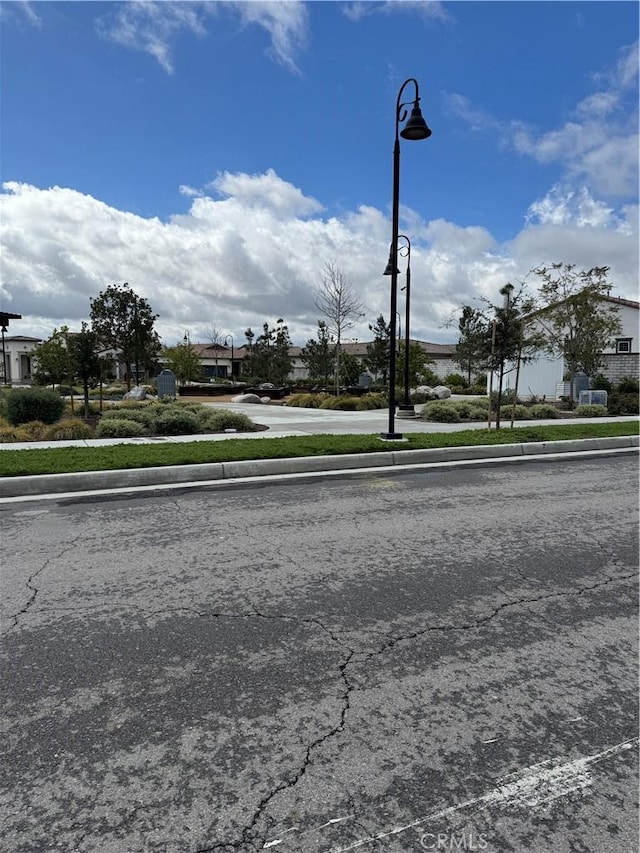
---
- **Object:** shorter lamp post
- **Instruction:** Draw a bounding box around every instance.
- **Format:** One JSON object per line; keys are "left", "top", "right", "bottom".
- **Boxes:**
{"left": 384, "top": 234, "right": 414, "bottom": 417}
{"left": 224, "top": 334, "right": 235, "bottom": 380}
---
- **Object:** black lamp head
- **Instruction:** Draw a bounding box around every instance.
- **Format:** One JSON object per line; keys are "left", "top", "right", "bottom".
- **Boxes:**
{"left": 383, "top": 257, "right": 401, "bottom": 276}
{"left": 400, "top": 102, "right": 432, "bottom": 141}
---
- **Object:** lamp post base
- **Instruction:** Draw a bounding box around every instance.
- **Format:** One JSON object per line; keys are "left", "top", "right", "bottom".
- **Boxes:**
{"left": 380, "top": 432, "right": 406, "bottom": 441}
{"left": 397, "top": 404, "right": 416, "bottom": 418}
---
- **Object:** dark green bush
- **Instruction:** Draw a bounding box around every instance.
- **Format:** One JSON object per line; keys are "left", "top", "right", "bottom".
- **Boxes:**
{"left": 4, "top": 387, "right": 65, "bottom": 426}
{"left": 443, "top": 373, "right": 468, "bottom": 387}
{"left": 152, "top": 409, "right": 201, "bottom": 435}
{"left": 607, "top": 392, "right": 639, "bottom": 415}
{"left": 419, "top": 402, "right": 461, "bottom": 423}
{"left": 590, "top": 374, "right": 613, "bottom": 392}
{"left": 617, "top": 376, "right": 639, "bottom": 393}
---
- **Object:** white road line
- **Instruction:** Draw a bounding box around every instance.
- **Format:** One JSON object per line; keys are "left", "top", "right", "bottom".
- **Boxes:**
{"left": 329, "top": 738, "right": 638, "bottom": 852}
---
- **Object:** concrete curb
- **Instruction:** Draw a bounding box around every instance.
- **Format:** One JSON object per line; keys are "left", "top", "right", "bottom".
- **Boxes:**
{"left": 1, "top": 436, "right": 637, "bottom": 498}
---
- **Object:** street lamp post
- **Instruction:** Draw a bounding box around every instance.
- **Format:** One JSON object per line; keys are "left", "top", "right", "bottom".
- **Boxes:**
{"left": 224, "top": 334, "right": 234, "bottom": 380}
{"left": 385, "top": 234, "right": 414, "bottom": 417}
{"left": 381, "top": 78, "right": 431, "bottom": 441}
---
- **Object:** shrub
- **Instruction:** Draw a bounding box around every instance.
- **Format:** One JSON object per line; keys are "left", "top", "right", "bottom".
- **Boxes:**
{"left": 202, "top": 409, "right": 256, "bottom": 432}
{"left": 152, "top": 409, "right": 201, "bottom": 435}
{"left": 529, "top": 404, "right": 559, "bottom": 419}
{"left": 617, "top": 376, "right": 639, "bottom": 393}
{"left": 4, "top": 387, "right": 65, "bottom": 426}
{"left": 319, "top": 396, "right": 361, "bottom": 410}
{"left": 590, "top": 373, "right": 613, "bottom": 392}
{"left": 468, "top": 406, "right": 489, "bottom": 421}
{"left": 96, "top": 418, "right": 146, "bottom": 438}
{"left": 0, "top": 425, "right": 32, "bottom": 443}
{"left": 411, "top": 390, "right": 436, "bottom": 404}
{"left": 18, "top": 420, "right": 50, "bottom": 440}
{"left": 607, "top": 392, "right": 639, "bottom": 416}
{"left": 286, "top": 393, "right": 326, "bottom": 408}
{"left": 101, "top": 408, "right": 154, "bottom": 428}
{"left": 443, "top": 373, "right": 468, "bottom": 388}
{"left": 64, "top": 400, "right": 100, "bottom": 418}
{"left": 509, "top": 405, "right": 531, "bottom": 421}
{"left": 45, "top": 418, "right": 95, "bottom": 441}
{"left": 450, "top": 400, "right": 474, "bottom": 418}
{"left": 419, "top": 402, "right": 461, "bottom": 423}
{"left": 355, "top": 393, "right": 387, "bottom": 411}
{"left": 574, "top": 404, "right": 608, "bottom": 418}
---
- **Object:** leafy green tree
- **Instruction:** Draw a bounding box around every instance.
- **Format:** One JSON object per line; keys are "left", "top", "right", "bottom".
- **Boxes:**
{"left": 163, "top": 342, "right": 203, "bottom": 386}
{"left": 242, "top": 328, "right": 255, "bottom": 380}
{"left": 365, "top": 315, "right": 390, "bottom": 383}
{"left": 301, "top": 321, "right": 336, "bottom": 383}
{"left": 455, "top": 306, "right": 487, "bottom": 386}
{"left": 484, "top": 284, "right": 545, "bottom": 428}
{"left": 532, "top": 263, "right": 622, "bottom": 403}
{"left": 395, "top": 341, "right": 436, "bottom": 391}
{"left": 90, "top": 283, "right": 161, "bottom": 389}
{"left": 32, "top": 327, "right": 75, "bottom": 389}
{"left": 271, "top": 319, "right": 293, "bottom": 384}
{"left": 69, "top": 323, "right": 101, "bottom": 417}
{"left": 339, "top": 351, "right": 362, "bottom": 385}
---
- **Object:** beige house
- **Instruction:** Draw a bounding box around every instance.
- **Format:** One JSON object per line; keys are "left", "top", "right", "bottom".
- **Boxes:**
{"left": 1, "top": 335, "right": 42, "bottom": 385}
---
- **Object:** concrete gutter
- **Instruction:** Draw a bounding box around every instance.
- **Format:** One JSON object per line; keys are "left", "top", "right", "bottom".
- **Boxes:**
{"left": 2, "top": 435, "right": 637, "bottom": 499}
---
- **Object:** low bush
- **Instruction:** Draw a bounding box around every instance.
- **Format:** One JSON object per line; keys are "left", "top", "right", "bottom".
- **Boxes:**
{"left": 590, "top": 374, "right": 613, "bottom": 392}
{"left": 529, "top": 404, "right": 559, "bottom": 419}
{"left": 355, "top": 393, "right": 387, "bottom": 411}
{"left": 201, "top": 409, "right": 256, "bottom": 432}
{"left": 152, "top": 409, "right": 201, "bottom": 435}
{"left": 0, "top": 425, "right": 32, "bottom": 442}
{"left": 410, "top": 390, "right": 436, "bottom": 404}
{"left": 101, "top": 408, "right": 154, "bottom": 428}
{"left": 319, "top": 396, "right": 362, "bottom": 410}
{"left": 443, "top": 373, "right": 468, "bottom": 388}
{"left": 574, "top": 404, "right": 608, "bottom": 418}
{"left": 286, "top": 393, "right": 326, "bottom": 408}
{"left": 419, "top": 402, "right": 461, "bottom": 423}
{"left": 19, "top": 420, "right": 51, "bottom": 440}
{"left": 450, "top": 400, "right": 474, "bottom": 418}
{"left": 4, "top": 387, "right": 66, "bottom": 426}
{"left": 45, "top": 418, "right": 95, "bottom": 441}
{"left": 511, "top": 405, "right": 531, "bottom": 420}
{"left": 64, "top": 400, "right": 101, "bottom": 418}
{"left": 96, "top": 418, "right": 146, "bottom": 438}
{"left": 607, "top": 392, "right": 639, "bottom": 416}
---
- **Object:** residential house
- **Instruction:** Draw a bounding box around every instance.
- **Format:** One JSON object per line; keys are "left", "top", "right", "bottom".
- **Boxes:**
{"left": 499, "top": 296, "right": 639, "bottom": 400}
{"left": 1, "top": 335, "right": 42, "bottom": 385}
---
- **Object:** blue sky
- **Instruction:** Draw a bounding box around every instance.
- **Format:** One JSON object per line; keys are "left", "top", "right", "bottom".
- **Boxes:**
{"left": 1, "top": 1, "right": 638, "bottom": 347}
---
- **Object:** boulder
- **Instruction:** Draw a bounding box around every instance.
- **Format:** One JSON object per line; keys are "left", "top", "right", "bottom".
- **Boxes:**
{"left": 122, "top": 385, "right": 148, "bottom": 401}
{"left": 231, "top": 393, "right": 263, "bottom": 404}
{"left": 433, "top": 385, "right": 452, "bottom": 399}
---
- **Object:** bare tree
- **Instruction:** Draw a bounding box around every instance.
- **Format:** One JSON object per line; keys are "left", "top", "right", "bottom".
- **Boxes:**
{"left": 314, "top": 262, "right": 364, "bottom": 393}
{"left": 206, "top": 323, "right": 224, "bottom": 380}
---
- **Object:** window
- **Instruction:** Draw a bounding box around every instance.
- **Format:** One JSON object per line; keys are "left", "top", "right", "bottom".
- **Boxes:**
{"left": 616, "top": 338, "right": 632, "bottom": 354}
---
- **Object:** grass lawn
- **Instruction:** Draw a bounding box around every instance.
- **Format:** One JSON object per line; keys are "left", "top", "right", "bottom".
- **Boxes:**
{"left": 0, "top": 420, "right": 637, "bottom": 477}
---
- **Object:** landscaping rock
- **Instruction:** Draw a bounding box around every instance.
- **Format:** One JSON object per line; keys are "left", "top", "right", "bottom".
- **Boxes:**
{"left": 433, "top": 385, "right": 452, "bottom": 399}
{"left": 123, "top": 386, "right": 148, "bottom": 401}
{"left": 231, "top": 393, "right": 263, "bottom": 404}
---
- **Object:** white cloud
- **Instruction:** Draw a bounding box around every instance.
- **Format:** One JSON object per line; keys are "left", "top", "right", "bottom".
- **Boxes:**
{"left": 451, "top": 41, "right": 639, "bottom": 201}
{"left": 0, "top": 1, "right": 41, "bottom": 27}
{"left": 96, "top": 0, "right": 308, "bottom": 74}
{"left": 1, "top": 172, "right": 637, "bottom": 348}
{"left": 342, "top": 1, "right": 447, "bottom": 24}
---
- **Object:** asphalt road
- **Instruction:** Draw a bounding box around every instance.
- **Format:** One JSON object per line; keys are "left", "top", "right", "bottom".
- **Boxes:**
{"left": 1, "top": 455, "right": 638, "bottom": 853}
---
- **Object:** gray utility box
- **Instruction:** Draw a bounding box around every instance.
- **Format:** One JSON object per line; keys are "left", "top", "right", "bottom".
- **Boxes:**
{"left": 157, "top": 369, "right": 177, "bottom": 399}
{"left": 579, "top": 390, "right": 608, "bottom": 406}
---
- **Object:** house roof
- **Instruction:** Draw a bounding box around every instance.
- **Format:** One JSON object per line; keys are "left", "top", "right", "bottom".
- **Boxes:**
{"left": 185, "top": 339, "right": 456, "bottom": 360}
{"left": 526, "top": 292, "right": 639, "bottom": 320}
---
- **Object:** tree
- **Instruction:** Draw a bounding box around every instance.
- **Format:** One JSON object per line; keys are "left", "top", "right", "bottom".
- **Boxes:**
{"left": 271, "top": 319, "right": 293, "bottom": 384}
{"left": 163, "top": 341, "right": 203, "bottom": 386}
{"left": 531, "top": 263, "right": 622, "bottom": 403}
{"left": 90, "top": 283, "right": 161, "bottom": 389}
{"left": 395, "top": 341, "right": 435, "bottom": 390}
{"left": 32, "top": 327, "right": 74, "bottom": 389}
{"left": 339, "top": 351, "right": 362, "bottom": 385}
{"left": 455, "top": 306, "right": 487, "bottom": 386}
{"left": 484, "top": 284, "right": 546, "bottom": 428}
{"left": 243, "top": 328, "right": 255, "bottom": 380}
{"left": 301, "top": 321, "right": 336, "bottom": 383}
{"left": 69, "top": 323, "right": 101, "bottom": 417}
{"left": 206, "top": 323, "right": 224, "bottom": 379}
{"left": 365, "top": 315, "right": 390, "bottom": 383}
{"left": 315, "top": 262, "right": 364, "bottom": 394}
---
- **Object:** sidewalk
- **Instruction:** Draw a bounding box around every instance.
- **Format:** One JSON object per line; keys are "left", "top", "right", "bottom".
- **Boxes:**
{"left": 0, "top": 402, "right": 637, "bottom": 499}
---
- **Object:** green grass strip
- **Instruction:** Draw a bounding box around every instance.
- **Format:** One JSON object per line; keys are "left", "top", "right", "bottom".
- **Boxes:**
{"left": 0, "top": 420, "right": 637, "bottom": 477}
